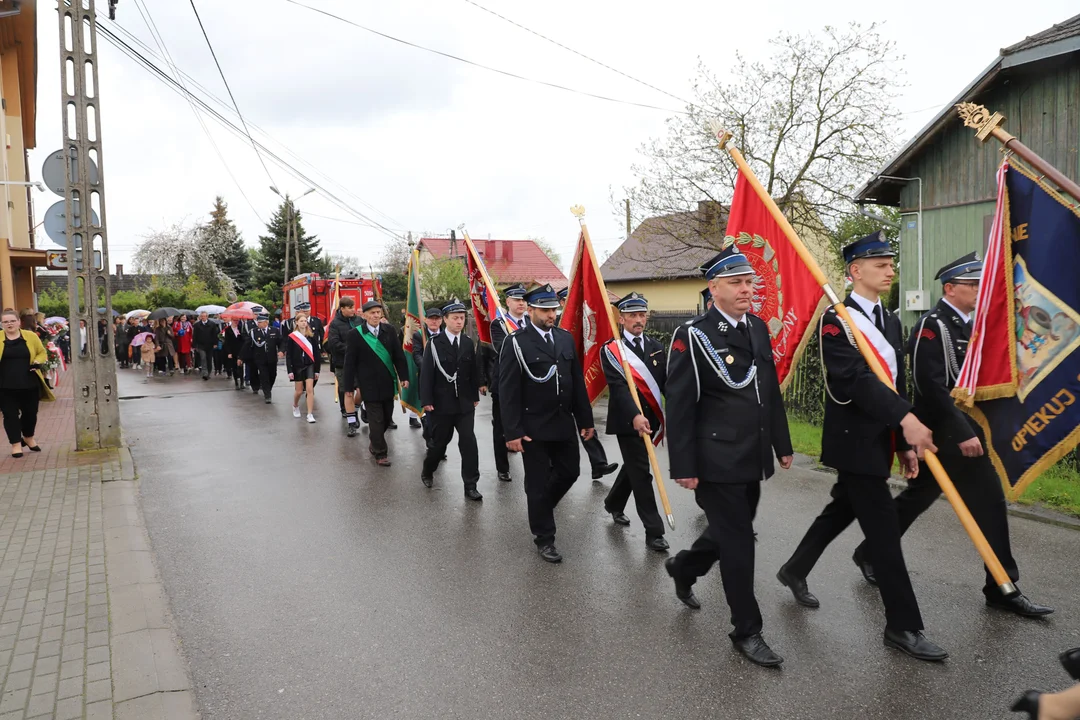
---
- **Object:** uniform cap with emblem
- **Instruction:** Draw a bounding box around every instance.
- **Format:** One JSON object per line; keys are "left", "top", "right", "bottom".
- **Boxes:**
{"left": 293, "top": 301, "right": 311, "bottom": 312}
{"left": 425, "top": 306, "right": 444, "bottom": 318}
{"left": 700, "top": 287, "right": 712, "bottom": 306}
{"left": 616, "top": 292, "right": 649, "bottom": 312}
{"left": 935, "top": 251, "right": 982, "bottom": 284}
{"left": 504, "top": 283, "right": 527, "bottom": 299}
{"left": 842, "top": 230, "right": 896, "bottom": 264}
{"left": 256, "top": 312, "right": 270, "bottom": 322}
{"left": 700, "top": 246, "right": 754, "bottom": 279}
{"left": 523, "top": 283, "right": 561, "bottom": 309}
{"left": 557, "top": 287, "right": 569, "bottom": 301}
{"left": 442, "top": 299, "right": 467, "bottom": 314}
{"left": 361, "top": 300, "right": 383, "bottom": 312}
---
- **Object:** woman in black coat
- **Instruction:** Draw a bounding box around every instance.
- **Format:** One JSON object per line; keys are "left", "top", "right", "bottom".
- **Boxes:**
{"left": 284, "top": 312, "right": 321, "bottom": 422}
{"left": 221, "top": 318, "right": 246, "bottom": 390}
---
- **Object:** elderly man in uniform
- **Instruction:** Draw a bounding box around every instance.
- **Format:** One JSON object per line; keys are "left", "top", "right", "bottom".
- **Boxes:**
{"left": 662, "top": 248, "right": 793, "bottom": 668}
{"left": 343, "top": 300, "right": 409, "bottom": 466}
{"left": 601, "top": 292, "right": 668, "bottom": 552}
{"left": 420, "top": 300, "right": 486, "bottom": 500}
{"left": 241, "top": 312, "right": 281, "bottom": 403}
{"left": 412, "top": 306, "right": 443, "bottom": 437}
{"left": 499, "top": 284, "right": 594, "bottom": 563}
{"left": 777, "top": 232, "right": 948, "bottom": 662}
{"left": 850, "top": 252, "right": 1052, "bottom": 618}
{"left": 488, "top": 283, "right": 530, "bottom": 482}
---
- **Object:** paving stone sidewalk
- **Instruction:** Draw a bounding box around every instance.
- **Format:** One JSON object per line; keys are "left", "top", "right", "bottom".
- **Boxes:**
{"left": 0, "top": 370, "right": 198, "bottom": 719}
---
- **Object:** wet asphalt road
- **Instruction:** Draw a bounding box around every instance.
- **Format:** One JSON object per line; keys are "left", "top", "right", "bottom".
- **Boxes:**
{"left": 118, "top": 368, "right": 1079, "bottom": 720}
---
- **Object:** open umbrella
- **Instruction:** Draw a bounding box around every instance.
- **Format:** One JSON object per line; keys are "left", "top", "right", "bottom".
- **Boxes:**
{"left": 220, "top": 301, "right": 265, "bottom": 320}
{"left": 129, "top": 332, "right": 155, "bottom": 347}
{"left": 148, "top": 307, "right": 180, "bottom": 321}
{"left": 125, "top": 309, "right": 151, "bottom": 320}
{"left": 44, "top": 316, "right": 68, "bottom": 325}
{"left": 196, "top": 304, "right": 227, "bottom": 315}
{"left": 98, "top": 307, "right": 120, "bottom": 317}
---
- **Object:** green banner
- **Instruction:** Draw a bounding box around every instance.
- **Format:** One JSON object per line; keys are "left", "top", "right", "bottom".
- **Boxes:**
{"left": 400, "top": 250, "right": 424, "bottom": 416}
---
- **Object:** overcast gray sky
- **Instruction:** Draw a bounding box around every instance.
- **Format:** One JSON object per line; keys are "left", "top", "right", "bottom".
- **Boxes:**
{"left": 26, "top": 0, "right": 1077, "bottom": 276}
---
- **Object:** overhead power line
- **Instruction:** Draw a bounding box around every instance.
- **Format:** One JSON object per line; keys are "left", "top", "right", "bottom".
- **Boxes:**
{"left": 284, "top": 0, "right": 685, "bottom": 114}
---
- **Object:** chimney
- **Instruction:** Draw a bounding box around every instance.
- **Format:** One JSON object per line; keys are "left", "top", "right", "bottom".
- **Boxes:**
{"left": 698, "top": 200, "right": 723, "bottom": 240}
{"left": 115, "top": 263, "right": 123, "bottom": 279}
{"left": 505, "top": 240, "right": 513, "bottom": 264}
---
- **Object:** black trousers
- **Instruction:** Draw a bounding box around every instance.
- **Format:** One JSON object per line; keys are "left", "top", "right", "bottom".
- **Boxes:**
{"left": 605, "top": 435, "right": 664, "bottom": 538}
{"left": 582, "top": 433, "right": 609, "bottom": 470}
{"left": 0, "top": 388, "right": 39, "bottom": 444}
{"left": 671, "top": 482, "right": 762, "bottom": 640}
{"left": 367, "top": 399, "right": 396, "bottom": 458}
{"left": 423, "top": 410, "right": 479, "bottom": 485}
{"left": 521, "top": 437, "right": 580, "bottom": 546}
{"left": 490, "top": 394, "right": 510, "bottom": 473}
{"left": 421, "top": 413, "right": 434, "bottom": 449}
{"left": 249, "top": 361, "right": 277, "bottom": 399}
{"left": 853, "top": 450, "right": 1019, "bottom": 598}
{"left": 785, "top": 472, "right": 924, "bottom": 632}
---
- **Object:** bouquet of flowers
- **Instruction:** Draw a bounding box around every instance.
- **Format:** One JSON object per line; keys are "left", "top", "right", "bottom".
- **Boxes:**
{"left": 42, "top": 321, "right": 69, "bottom": 383}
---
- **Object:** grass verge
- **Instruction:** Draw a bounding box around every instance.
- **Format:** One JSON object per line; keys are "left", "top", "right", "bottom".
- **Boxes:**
{"left": 786, "top": 419, "right": 1080, "bottom": 518}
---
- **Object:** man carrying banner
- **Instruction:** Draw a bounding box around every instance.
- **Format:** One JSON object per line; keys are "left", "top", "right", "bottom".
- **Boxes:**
{"left": 662, "top": 248, "right": 793, "bottom": 668}
{"left": 777, "top": 233, "right": 948, "bottom": 662}
{"left": 413, "top": 307, "right": 443, "bottom": 442}
{"left": 488, "top": 283, "right": 530, "bottom": 482}
{"left": 421, "top": 301, "right": 486, "bottom": 501}
{"left": 601, "top": 292, "right": 668, "bottom": 551}
{"left": 499, "top": 284, "right": 594, "bottom": 563}
{"left": 343, "top": 300, "right": 409, "bottom": 466}
{"left": 850, "top": 253, "right": 1053, "bottom": 617}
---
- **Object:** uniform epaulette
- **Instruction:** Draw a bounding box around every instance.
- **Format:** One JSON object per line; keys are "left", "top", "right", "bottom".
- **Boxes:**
{"left": 686, "top": 313, "right": 709, "bottom": 326}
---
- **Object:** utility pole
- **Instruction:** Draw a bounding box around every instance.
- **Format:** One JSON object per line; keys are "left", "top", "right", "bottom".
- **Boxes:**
{"left": 283, "top": 195, "right": 291, "bottom": 287}
{"left": 292, "top": 199, "right": 300, "bottom": 277}
{"left": 60, "top": 0, "right": 120, "bottom": 450}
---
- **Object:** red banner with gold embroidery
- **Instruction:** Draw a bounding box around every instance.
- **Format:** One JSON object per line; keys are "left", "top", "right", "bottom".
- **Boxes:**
{"left": 560, "top": 230, "right": 617, "bottom": 403}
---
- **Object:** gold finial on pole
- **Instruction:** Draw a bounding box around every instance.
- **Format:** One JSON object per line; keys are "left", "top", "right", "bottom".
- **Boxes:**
{"left": 706, "top": 119, "right": 732, "bottom": 149}
{"left": 570, "top": 204, "right": 586, "bottom": 225}
{"left": 956, "top": 102, "right": 1008, "bottom": 143}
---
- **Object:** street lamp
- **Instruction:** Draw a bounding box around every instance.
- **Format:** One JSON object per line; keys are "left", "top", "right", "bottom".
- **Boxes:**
{"left": 269, "top": 186, "right": 317, "bottom": 286}
{"left": 0, "top": 181, "right": 46, "bottom": 192}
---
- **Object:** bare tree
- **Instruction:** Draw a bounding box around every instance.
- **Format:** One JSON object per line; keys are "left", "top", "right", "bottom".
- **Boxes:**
{"left": 620, "top": 22, "right": 903, "bottom": 265}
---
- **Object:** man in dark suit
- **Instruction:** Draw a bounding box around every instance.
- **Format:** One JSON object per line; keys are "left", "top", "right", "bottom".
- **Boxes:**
{"left": 343, "top": 300, "right": 409, "bottom": 466}
{"left": 420, "top": 301, "right": 486, "bottom": 500}
{"left": 662, "top": 248, "right": 793, "bottom": 668}
{"left": 488, "top": 283, "right": 530, "bottom": 482}
{"left": 851, "top": 252, "right": 1052, "bottom": 618}
{"left": 499, "top": 284, "right": 594, "bottom": 563}
{"left": 411, "top": 307, "right": 443, "bottom": 435}
{"left": 601, "top": 292, "right": 668, "bottom": 551}
{"left": 242, "top": 313, "right": 282, "bottom": 403}
{"left": 777, "top": 232, "right": 947, "bottom": 662}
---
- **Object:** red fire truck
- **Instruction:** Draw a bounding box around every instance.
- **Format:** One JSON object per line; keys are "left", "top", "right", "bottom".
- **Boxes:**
{"left": 281, "top": 272, "right": 383, "bottom": 327}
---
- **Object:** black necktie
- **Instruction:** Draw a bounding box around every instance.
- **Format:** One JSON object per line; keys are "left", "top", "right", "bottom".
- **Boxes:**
{"left": 633, "top": 336, "right": 642, "bottom": 354}
{"left": 873, "top": 305, "right": 885, "bottom": 334}
{"left": 451, "top": 336, "right": 459, "bottom": 357}
{"left": 544, "top": 333, "right": 553, "bottom": 350}
{"left": 737, "top": 321, "right": 749, "bottom": 343}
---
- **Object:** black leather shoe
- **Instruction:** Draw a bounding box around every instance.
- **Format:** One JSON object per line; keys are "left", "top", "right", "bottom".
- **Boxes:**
{"left": 732, "top": 634, "right": 783, "bottom": 668}
{"left": 646, "top": 537, "right": 669, "bottom": 552}
{"left": 346, "top": 425, "right": 358, "bottom": 438}
{"left": 264, "top": 396, "right": 272, "bottom": 404}
{"left": 387, "top": 421, "right": 398, "bottom": 430}
{"left": 20, "top": 440, "right": 41, "bottom": 453}
{"left": 664, "top": 558, "right": 700, "bottom": 609}
{"left": 853, "top": 549, "right": 877, "bottom": 586}
{"left": 883, "top": 629, "right": 948, "bottom": 661}
{"left": 497, "top": 472, "right": 512, "bottom": 482}
{"left": 777, "top": 565, "right": 819, "bottom": 608}
{"left": 1060, "top": 646, "right": 1080, "bottom": 680}
{"left": 592, "top": 463, "right": 618, "bottom": 480}
{"left": 464, "top": 487, "right": 483, "bottom": 501}
{"left": 610, "top": 511, "right": 631, "bottom": 526}
{"left": 409, "top": 417, "right": 422, "bottom": 428}
{"left": 421, "top": 474, "right": 433, "bottom": 488}
{"left": 360, "top": 407, "right": 368, "bottom": 423}
{"left": 1010, "top": 690, "right": 1042, "bottom": 719}
{"left": 986, "top": 592, "right": 1054, "bottom": 618}
{"left": 538, "top": 545, "right": 562, "bottom": 563}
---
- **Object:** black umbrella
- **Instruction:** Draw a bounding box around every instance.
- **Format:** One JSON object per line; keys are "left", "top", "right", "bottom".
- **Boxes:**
{"left": 177, "top": 309, "right": 197, "bottom": 318}
{"left": 97, "top": 307, "right": 120, "bottom": 317}
{"left": 148, "top": 307, "right": 180, "bottom": 321}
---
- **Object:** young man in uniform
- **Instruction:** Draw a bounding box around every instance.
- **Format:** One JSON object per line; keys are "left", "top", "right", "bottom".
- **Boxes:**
{"left": 420, "top": 301, "right": 486, "bottom": 500}
{"left": 778, "top": 231, "right": 948, "bottom": 662}
{"left": 662, "top": 248, "right": 793, "bottom": 668}
{"left": 850, "top": 252, "right": 1052, "bottom": 617}
{"left": 343, "top": 300, "right": 409, "bottom": 466}
{"left": 242, "top": 313, "right": 282, "bottom": 403}
{"left": 499, "top": 284, "right": 594, "bottom": 563}
{"left": 488, "top": 283, "right": 530, "bottom": 482}
{"left": 412, "top": 307, "right": 443, "bottom": 436}
{"left": 601, "top": 292, "right": 668, "bottom": 552}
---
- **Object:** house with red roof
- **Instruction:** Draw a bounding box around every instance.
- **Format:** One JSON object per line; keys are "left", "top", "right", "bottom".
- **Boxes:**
{"left": 416, "top": 237, "right": 567, "bottom": 291}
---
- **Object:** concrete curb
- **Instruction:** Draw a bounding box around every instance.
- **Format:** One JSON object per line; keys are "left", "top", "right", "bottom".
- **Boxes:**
{"left": 103, "top": 468, "right": 200, "bottom": 719}
{"left": 792, "top": 452, "right": 1080, "bottom": 532}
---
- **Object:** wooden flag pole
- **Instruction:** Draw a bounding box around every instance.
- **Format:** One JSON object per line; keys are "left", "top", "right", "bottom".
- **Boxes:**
{"left": 459, "top": 226, "right": 507, "bottom": 323}
{"left": 332, "top": 264, "right": 341, "bottom": 403}
{"left": 571, "top": 205, "right": 676, "bottom": 530}
{"left": 957, "top": 103, "right": 1080, "bottom": 203}
{"left": 711, "top": 124, "right": 1017, "bottom": 596}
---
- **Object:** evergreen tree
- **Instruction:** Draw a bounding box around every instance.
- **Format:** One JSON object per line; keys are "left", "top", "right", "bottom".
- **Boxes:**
{"left": 251, "top": 199, "right": 329, "bottom": 289}
{"left": 204, "top": 196, "right": 252, "bottom": 292}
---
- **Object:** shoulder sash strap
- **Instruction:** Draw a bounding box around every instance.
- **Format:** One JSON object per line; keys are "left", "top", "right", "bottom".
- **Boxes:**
{"left": 604, "top": 341, "right": 665, "bottom": 443}
{"left": 289, "top": 331, "right": 315, "bottom": 362}
{"left": 357, "top": 326, "right": 399, "bottom": 394}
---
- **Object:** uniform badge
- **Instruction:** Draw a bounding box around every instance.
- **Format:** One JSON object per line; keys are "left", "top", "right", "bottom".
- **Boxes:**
{"left": 821, "top": 324, "right": 840, "bottom": 337}
{"left": 652, "top": 359, "right": 657, "bottom": 366}
{"left": 672, "top": 338, "right": 687, "bottom": 353}
{"left": 725, "top": 354, "right": 734, "bottom": 364}
{"left": 718, "top": 322, "right": 729, "bottom": 332}
{"left": 918, "top": 328, "right": 936, "bottom": 341}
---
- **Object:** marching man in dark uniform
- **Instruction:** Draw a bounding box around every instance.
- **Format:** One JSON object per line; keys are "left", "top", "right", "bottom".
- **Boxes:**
{"left": 558, "top": 286, "right": 619, "bottom": 481}
{"left": 600, "top": 292, "right": 668, "bottom": 552}
{"left": 241, "top": 312, "right": 281, "bottom": 403}
{"left": 488, "top": 283, "right": 530, "bottom": 482}
{"left": 413, "top": 307, "right": 443, "bottom": 438}
{"left": 778, "top": 232, "right": 948, "bottom": 662}
{"left": 662, "top": 248, "right": 793, "bottom": 668}
{"left": 343, "top": 300, "right": 409, "bottom": 467}
{"left": 851, "top": 252, "right": 1052, "bottom": 617}
{"left": 499, "top": 284, "right": 594, "bottom": 563}
{"left": 420, "top": 300, "right": 486, "bottom": 500}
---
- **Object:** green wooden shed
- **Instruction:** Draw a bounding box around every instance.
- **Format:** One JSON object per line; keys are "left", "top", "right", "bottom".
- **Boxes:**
{"left": 856, "top": 12, "right": 1080, "bottom": 326}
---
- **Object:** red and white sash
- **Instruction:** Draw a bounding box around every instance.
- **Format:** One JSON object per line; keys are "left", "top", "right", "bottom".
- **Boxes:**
{"left": 607, "top": 341, "right": 666, "bottom": 443}
{"left": 847, "top": 310, "right": 896, "bottom": 385}
{"left": 289, "top": 331, "right": 315, "bottom": 362}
